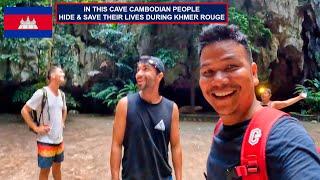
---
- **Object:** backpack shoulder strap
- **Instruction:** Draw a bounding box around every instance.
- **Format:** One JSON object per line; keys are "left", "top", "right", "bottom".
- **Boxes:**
{"left": 39, "top": 88, "right": 48, "bottom": 125}
{"left": 235, "top": 107, "right": 288, "bottom": 180}
{"left": 59, "top": 89, "right": 66, "bottom": 109}
{"left": 42, "top": 88, "right": 47, "bottom": 107}
{"left": 213, "top": 118, "right": 223, "bottom": 136}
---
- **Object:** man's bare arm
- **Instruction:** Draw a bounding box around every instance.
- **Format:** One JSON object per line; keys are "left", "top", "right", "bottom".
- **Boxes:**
{"left": 170, "top": 103, "right": 182, "bottom": 180}
{"left": 110, "top": 97, "right": 127, "bottom": 180}
{"left": 21, "top": 105, "right": 49, "bottom": 135}
{"left": 271, "top": 93, "right": 305, "bottom": 110}
{"left": 62, "top": 108, "right": 67, "bottom": 127}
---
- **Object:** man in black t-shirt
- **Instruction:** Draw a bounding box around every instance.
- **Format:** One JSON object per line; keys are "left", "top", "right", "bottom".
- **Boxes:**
{"left": 110, "top": 56, "right": 182, "bottom": 180}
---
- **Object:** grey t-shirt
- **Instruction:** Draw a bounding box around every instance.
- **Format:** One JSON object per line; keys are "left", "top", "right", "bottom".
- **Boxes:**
{"left": 27, "top": 86, "right": 66, "bottom": 144}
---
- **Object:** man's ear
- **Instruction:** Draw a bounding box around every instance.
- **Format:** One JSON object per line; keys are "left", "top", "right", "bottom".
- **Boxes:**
{"left": 158, "top": 72, "right": 164, "bottom": 80}
{"left": 251, "top": 62, "right": 259, "bottom": 86}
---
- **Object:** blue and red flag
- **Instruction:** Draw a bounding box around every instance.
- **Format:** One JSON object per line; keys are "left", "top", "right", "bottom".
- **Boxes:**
{"left": 4, "top": 7, "right": 52, "bottom": 38}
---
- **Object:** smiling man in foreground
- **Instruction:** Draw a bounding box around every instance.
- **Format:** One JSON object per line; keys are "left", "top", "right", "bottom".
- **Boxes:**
{"left": 198, "top": 24, "right": 320, "bottom": 180}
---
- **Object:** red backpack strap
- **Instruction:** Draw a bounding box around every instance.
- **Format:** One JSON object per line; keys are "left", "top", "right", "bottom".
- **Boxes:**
{"left": 213, "top": 118, "right": 223, "bottom": 136}
{"left": 235, "top": 107, "right": 288, "bottom": 180}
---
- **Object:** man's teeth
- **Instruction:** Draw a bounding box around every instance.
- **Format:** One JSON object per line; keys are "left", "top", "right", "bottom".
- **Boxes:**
{"left": 213, "top": 90, "right": 234, "bottom": 97}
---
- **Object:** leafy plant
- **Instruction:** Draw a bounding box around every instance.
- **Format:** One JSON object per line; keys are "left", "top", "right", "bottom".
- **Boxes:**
{"left": 85, "top": 80, "right": 137, "bottom": 109}
{"left": 53, "top": 34, "right": 79, "bottom": 75}
{"left": 12, "top": 81, "right": 80, "bottom": 110}
{"left": 155, "top": 48, "right": 182, "bottom": 69}
{"left": 12, "top": 85, "right": 37, "bottom": 104}
{"left": 65, "top": 92, "right": 80, "bottom": 110}
{"left": 295, "top": 78, "right": 320, "bottom": 114}
{"left": 84, "top": 82, "right": 110, "bottom": 98}
{"left": 128, "top": 0, "right": 172, "bottom": 2}
{"left": 0, "top": 4, "right": 53, "bottom": 80}
{"left": 87, "top": 25, "right": 138, "bottom": 80}
{"left": 89, "top": 25, "right": 136, "bottom": 62}
{"left": 103, "top": 80, "right": 137, "bottom": 109}
{"left": 12, "top": 81, "right": 46, "bottom": 104}
{"left": 117, "top": 80, "right": 138, "bottom": 98}
{"left": 229, "top": 7, "right": 272, "bottom": 53}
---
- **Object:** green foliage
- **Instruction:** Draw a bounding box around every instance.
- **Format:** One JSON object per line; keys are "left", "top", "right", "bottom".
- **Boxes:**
{"left": 12, "top": 81, "right": 46, "bottom": 103}
{"left": 12, "top": 85, "right": 36, "bottom": 104}
{"left": 88, "top": 25, "right": 136, "bottom": 62}
{"left": 85, "top": 80, "right": 137, "bottom": 109}
{"left": 99, "top": 86, "right": 119, "bottom": 108}
{"left": 155, "top": 48, "right": 182, "bottom": 69}
{"left": 229, "top": 7, "right": 272, "bottom": 53}
{"left": 119, "top": 80, "right": 138, "bottom": 97}
{"left": 53, "top": 34, "right": 79, "bottom": 75}
{"left": 61, "top": 0, "right": 102, "bottom": 2}
{"left": 65, "top": 93, "right": 80, "bottom": 110}
{"left": 0, "top": 0, "right": 25, "bottom": 7}
{"left": 0, "top": 38, "right": 26, "bottom": 63}
{"left": 0, "top": 7, "right": 3, "bottom": 42}
{"left": 0, "top": 5, "right": 53, "bottom": 79}
{"left": 84, "top": 21, "right": 139, "bottom": 110}
{"left": 315, "top": 51, "right": 320, "bottom": 64}
{"left": 128, "top": 0, "right": 172, "bottom": 2}
{"left": 1, "top": 38, "right": 51, "bottom": 80}
{"left": 12, "top": 82, "right": 80, "bottom": 110}
{"left": 0, "top": 38, "right": 53, "bottom": 81}
{"left": 0, "top": 0, "right": 51, "bottom": 7}
{"left": 295, "top": 78, "right": 320, "bottom": 114}
{"left": 84, "top": 82, "right": 109, "bottom": 98}
{"left": 116, "top": 62, "right": 134, "bottom": 79}
{"left": 34, "top": 81, "right": 47, "bottom": 90}
{"left": 88, "top": 24, "right": 138, "bottom": 80}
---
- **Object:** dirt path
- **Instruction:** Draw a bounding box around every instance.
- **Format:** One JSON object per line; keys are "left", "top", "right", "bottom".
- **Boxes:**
{"left": 0, "top": 114, "right": 319, "bottom": 180}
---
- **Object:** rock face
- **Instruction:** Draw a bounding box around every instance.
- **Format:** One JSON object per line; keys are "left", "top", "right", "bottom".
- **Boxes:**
{"left": 231, "top": 0, "right": 320, "bottom": 99}
{"left": 1, "top": 0, "right": 319, "bottom": 100}
{"left": 302, "top": 0, "right": 320, "bottom": 79}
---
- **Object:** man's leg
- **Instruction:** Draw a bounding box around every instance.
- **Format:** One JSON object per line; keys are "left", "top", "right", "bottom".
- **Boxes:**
{"left": 52, "top": 142, "right": 64, "bottom": 180}
{"left": 39, "top": 168, "right": 50, "bottom": 180}
{"left": 52, "top": 162, "right": 61, "bottom": 180}
{"left": 38, "top": 142, "right": 54, "bottom": 180}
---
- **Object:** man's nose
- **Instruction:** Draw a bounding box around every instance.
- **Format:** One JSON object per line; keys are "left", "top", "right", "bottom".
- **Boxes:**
{"left": 211, "top": 71, "right": 229, "bottom": 86}
{"left": 136, "top": 69, "right": 143, "bottom": 78}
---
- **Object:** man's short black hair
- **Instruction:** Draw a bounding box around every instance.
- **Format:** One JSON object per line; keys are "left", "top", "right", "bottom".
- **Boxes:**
{"left": 198, "top": 24, "right": 253, "bottom": 62}
{"left": 47, "top": 66, "right": 60, "bottom": 80}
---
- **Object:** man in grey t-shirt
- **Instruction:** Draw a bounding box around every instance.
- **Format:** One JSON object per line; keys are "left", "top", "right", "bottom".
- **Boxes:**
{"left": 21, "top": 66, "right": 67, "bottom": 180}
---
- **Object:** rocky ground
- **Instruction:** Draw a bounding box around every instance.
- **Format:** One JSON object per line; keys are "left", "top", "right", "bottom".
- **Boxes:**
{"left": 0, "top": 114, "right": 319, "bottom": 180}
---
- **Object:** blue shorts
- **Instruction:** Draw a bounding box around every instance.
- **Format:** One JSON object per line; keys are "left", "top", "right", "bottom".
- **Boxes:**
{"left": 37, "top": 141, "right": 64, "bottom": 169}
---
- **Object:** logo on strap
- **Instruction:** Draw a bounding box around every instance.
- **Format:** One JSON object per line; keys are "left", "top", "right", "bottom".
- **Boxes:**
{"left": 249, "top": 128, "right": 262, "bottom": 145}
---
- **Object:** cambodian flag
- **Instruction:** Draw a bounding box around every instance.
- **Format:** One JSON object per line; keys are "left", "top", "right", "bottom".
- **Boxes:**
{"left": 4, "top": 7, "right": 52, "bottom": 38}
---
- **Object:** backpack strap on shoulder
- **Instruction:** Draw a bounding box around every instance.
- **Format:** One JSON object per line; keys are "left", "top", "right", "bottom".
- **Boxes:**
{"left": 213, "top": 118, "right": 223, "bottom": 136}
{"left": 59, "top": 89, "right": 66, "bottom": 109}
{"left": 235, "top": 107, "right": 288, "bottom": 180}
{"left": 39, "top": 88, "right": 48, "bottom": 125}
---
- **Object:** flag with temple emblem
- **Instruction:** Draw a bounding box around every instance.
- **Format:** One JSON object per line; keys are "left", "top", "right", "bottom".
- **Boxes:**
{"left": 4, "top": 7, "right": 52, "bottom": 38}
